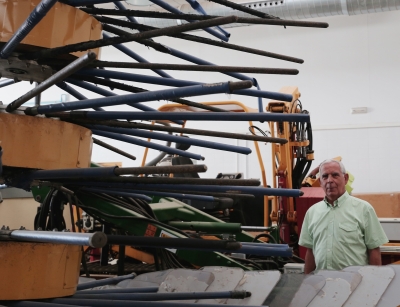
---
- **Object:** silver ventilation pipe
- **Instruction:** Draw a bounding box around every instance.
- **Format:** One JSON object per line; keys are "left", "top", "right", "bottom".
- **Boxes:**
{"left": 128, "top": 0, "right": 400, "bottom": 29}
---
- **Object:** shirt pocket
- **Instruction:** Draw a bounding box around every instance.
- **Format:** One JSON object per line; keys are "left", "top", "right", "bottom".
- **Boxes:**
{"left": 338, "top": 222, "right": 360, "bottom": 244}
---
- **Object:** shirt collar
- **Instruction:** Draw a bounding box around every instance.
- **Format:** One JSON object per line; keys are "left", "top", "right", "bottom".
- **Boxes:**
{"left": 324, "top": 191, "right": 349, "bottom": 208}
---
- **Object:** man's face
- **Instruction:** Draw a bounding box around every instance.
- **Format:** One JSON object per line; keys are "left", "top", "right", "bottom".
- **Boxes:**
{"left": 319, "top": 162, "right": 349, "bottom": 202}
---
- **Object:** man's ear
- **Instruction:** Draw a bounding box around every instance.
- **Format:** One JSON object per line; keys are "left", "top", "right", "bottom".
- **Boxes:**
{"left": 344, "top": 173, "right": 349, "bottom": 185}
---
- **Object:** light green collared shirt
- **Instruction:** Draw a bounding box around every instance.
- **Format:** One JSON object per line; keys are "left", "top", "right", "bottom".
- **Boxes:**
{"left": 299, "top": 192, "right": 388, "bottom": 271}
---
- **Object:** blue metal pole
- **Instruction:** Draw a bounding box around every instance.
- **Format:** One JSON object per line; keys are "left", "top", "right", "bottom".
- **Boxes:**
{"left": 62, "top": 0, "right": 115, "bottom": 5}
{"left": 103, "top": 32, "right": 172, "bottom": 79}
{"left": 114, "top": 1, "right": 138, "bottom": 24}
{"left": 77, "top": 68, "right": 292, "bottom": 101}
{"left": 49, "top": 298, "right": 263, "bottom": 307}
{"left": 64, "top": 79, "right": 183, "bottom": 125}
{"left": 66, "top": 111, "right": 310, "bottom": 123}
{"left": 25, "top": 81, "right": 251, "bottom": 115}
{"left": 166, "top": 47, "right": 255, "bottom": 84}
{"left": 91, "top": 129, "right": 205, "bottom": 161}
{"left": 233, "top": 245, "right": 292, "bottom": 257}
{"left": 145, "top": 0, "right": 229, "bottom": 42}
{"left": 6, "top": 302, "right": 80, "bottom": 307}
{"left": 112, "top": 188, "right": 216, "bottom": 202}
{"left": 0, "top": 79, "right": 20, "bottom": 88}
{"left": 0, "top": 0, "right": 59, "bottom": 59}
{"left": 69, "top": 181, "right": 303, "bottom": 197}
{"left": 87, "top": 125, "right": 252, "bottom": 155}
{"left": 29, "top": 166, "right": 117, "bottom": 180}
{"left": 65, "top": 78, "right": 161, "bottom": 113}
{"left": 71, "top": 290, "right": 249, "bottom": 300}
{"left": 77, "top": 287, "right": 158, "bottom": 294}
{"left": 185, "top": 0, "right": 230, "bottom": 37}
{"left": 56, "top": 82, "right": 106, "bottom": 111}
{"left": 81, "top": 187, "right": 153, "bottom": 202}
{"left": 128, "top": 184, "right": 303, "bottom": 197}
{"left": 77, "top": 273, "right": 137, "bottom": 291}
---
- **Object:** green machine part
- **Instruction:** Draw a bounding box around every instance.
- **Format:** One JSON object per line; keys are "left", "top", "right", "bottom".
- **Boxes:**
{"left": 31, "top": 187, "right": 250, "bottom": 269}
{"left": 31, "top": 186, "right": 279, "bottom": 269}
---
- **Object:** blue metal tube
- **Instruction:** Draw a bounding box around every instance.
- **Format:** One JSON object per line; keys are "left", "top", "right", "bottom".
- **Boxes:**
{"left": 103, "top": 32, "right": 172, "bottom": 79}
{"left": 49, "top": 299, "right": 262, "bottom": 307}
{"left": 81, "top": 187, "right": 153, "bottom": 202}
{"left": 146, "top": 0, "right": 229, "bottom": 42}
{"left": 185, "top": 0, "right": 230, "bottom": 37}
{"left": 77, "top": 273, "right": 136, "bottom": 291}
{"left": 69, "top": 181, "right": 303, "bottom": 197}
{"left": 114, "top": 1, "right": 138, "bottom": 24}
{"left": 29, "top": 167, "right": 117, "bottom": 180}
{"left": 78, "top": 68, "right": 292, "bottom": 101}
{"left": 112, "top": 188, "right": 216, "bottom": 202}
{"left": 128, "top": 184, "right": 303, "bottom": 197}
{"left": 26, "top": 81, "right": 248, "bottom": 114}
{"left": 77, "top": 287, "right": 158, "bottom": 294}
{"left": 56, "top": 82, "right": 105, "bottom": 111}
{"left": 65, "top": 79, "right": 163, "bottom": 114}
{"left": 71, "top": 290, "right": 248, "bottom": 300}
{"left": 167, "top": 47, "right": 255, "bottom": 84}
{"left": 63, "top": 0, "right": 115, "bottom": 5}
{"left": 91, "top": 129, "right": 205, "bottom": 161}
{"left": 0, "top": 79, "right": 20, "bottom": 88}
{"left": 71, "top": 111, "right": 310, "bottom": 123}
{"left": 0, "top": 0, "right": 58, "bottom": 59}
{"left": 64, "top": 79, "right": 183, "bottom": 125}
{"left": 88, "top": 125, "right": 252, "bottom": 155}
{"left": 234, "top": 245, "right": 292, "bottom": 257}
{"left": 7, "top": 301, "right": 82, "bottom": 307}
{"left": 241, "top": 242, "right": 289, "bottom": 248}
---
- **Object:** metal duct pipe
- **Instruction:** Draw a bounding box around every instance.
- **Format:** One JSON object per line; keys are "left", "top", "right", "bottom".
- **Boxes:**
{"left": 132, "top": 0, "right": 400, "bottom": 29}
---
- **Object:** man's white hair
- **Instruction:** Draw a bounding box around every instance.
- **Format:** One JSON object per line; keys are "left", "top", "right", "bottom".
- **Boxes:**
{"left": 319, "top": 159, "right": 346, "bottom": 175}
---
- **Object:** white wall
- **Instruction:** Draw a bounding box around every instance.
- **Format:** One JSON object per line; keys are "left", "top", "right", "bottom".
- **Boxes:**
{"left": 2, "top": 10, "right": 400, "bottom": 193}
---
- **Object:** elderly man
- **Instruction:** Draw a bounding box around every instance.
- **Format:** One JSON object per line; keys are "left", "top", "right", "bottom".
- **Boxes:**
{"left": 299, "top": 159, "right": 388, "bottom": 274}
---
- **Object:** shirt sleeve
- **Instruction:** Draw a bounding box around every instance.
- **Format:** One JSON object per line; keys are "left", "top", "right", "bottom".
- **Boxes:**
{"left": 299, "top": 210, "right": 313, "bottom": 249}
{"left": 363, "top": 205, "right": 389, "bottom": 249}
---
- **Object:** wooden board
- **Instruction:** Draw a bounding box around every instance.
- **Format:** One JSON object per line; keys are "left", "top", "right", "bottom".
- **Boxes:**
{"left": 0, "top": 241, "right": 81, "bottom": 300}
{"left": 0, "top": 112, "right": 92, "bottom": 170}
{"left": 353, "top": 192, "right": 400, "bottom": 218}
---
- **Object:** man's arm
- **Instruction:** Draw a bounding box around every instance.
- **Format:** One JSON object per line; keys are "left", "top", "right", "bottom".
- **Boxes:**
{"left": 368, "top": 247, "right": 382, "bottom": 265}
{"left": 304, "top": 248, "right": 316, "bottom": 274}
